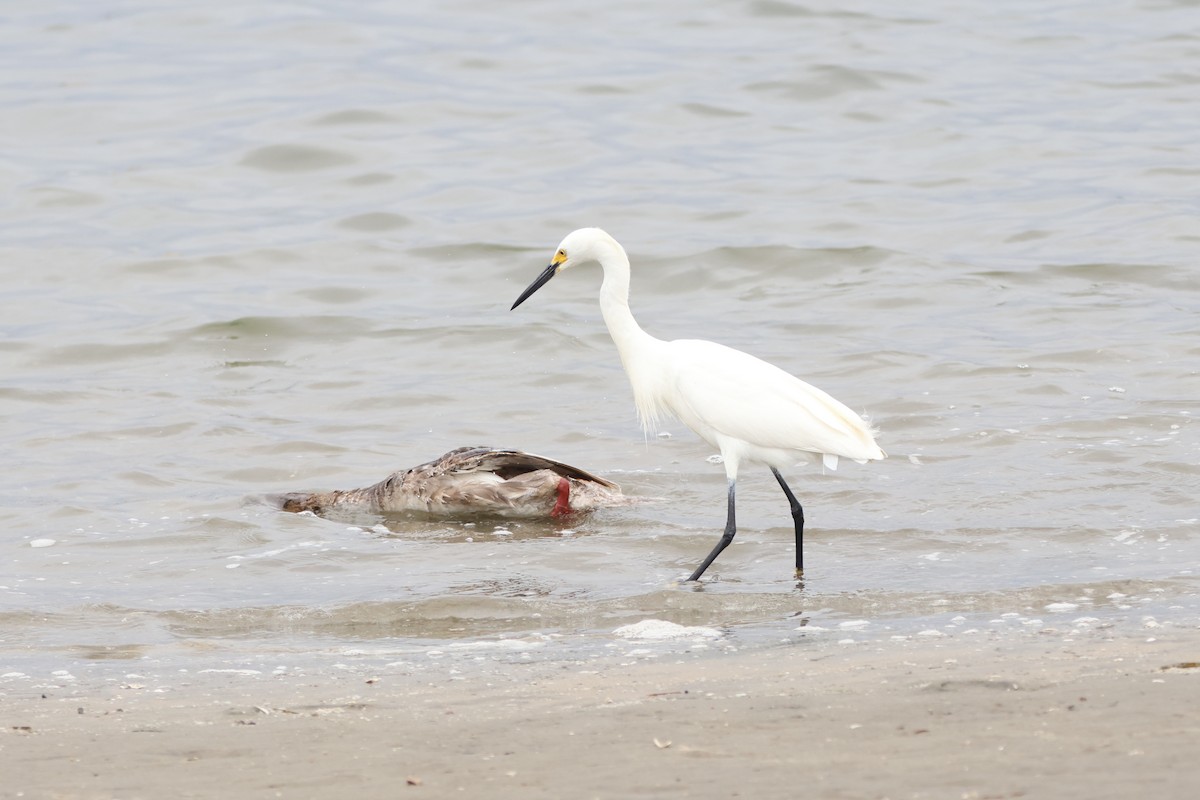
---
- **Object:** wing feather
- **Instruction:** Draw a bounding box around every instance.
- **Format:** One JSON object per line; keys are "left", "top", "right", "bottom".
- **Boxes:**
{"left": 662, "top": 339, "right": 883, "bottom": 461}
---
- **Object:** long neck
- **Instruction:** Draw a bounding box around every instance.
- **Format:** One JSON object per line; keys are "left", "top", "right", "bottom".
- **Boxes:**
{"left": 595, "top": 240, "right": 668, "bottom": 429}
{"left": 596, "top": 240, "right": 657, "bottom": 360}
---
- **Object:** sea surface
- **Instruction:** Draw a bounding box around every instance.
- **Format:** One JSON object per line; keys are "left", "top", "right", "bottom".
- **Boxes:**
{"left": 2, "top": 0, "right": 1197, "bottom": 682}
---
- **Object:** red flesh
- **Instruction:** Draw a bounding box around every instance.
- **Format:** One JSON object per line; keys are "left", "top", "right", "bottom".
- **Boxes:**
{"left": 551, "top": 477, "right": 571, "bottom": 517}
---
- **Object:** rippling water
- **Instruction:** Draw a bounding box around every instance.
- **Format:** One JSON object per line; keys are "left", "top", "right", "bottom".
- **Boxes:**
{"left": 2, "top": 0, "right": 1198, "bottom": 675}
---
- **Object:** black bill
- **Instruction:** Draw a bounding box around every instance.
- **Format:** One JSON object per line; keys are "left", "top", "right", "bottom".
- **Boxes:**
{"left": 511, "top": 263, "right": 559, "bottom": 310}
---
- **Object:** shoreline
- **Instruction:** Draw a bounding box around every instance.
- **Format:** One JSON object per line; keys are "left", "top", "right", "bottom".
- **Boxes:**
{"left": 4, "top": 628, "right": 1198, "bottom": 798}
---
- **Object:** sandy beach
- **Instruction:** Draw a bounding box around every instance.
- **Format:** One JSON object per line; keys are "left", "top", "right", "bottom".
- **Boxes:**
{"left": 5, "top": 628, "right": 1197, "bottom": 799}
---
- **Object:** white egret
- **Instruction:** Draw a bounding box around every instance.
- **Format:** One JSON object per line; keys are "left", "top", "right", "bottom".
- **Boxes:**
{"left": 511, "top": 228, "right": 884, "bottom": 581}
{"left": 278, "top": 446, "right": 625, "bottom": 517}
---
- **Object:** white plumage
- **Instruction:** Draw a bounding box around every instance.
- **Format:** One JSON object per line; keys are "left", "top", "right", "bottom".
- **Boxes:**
{"left": 512, "top": 228, "right": 884, "bottom": 580}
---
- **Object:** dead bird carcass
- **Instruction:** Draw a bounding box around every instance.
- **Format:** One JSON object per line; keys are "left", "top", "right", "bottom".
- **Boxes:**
{"left": 277, "top": 446, "right": 627, "bottom": 519}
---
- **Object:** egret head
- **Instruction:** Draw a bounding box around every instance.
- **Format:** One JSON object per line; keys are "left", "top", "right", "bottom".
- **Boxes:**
{"left": 511, "top": 228, "right": 615, "bottom": 310}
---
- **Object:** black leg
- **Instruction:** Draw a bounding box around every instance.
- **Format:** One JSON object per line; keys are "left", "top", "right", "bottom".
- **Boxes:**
{"left": 687, "top": 479, "right": 736, "bottom": 582}
{"left": 771, "top": 468, "right": 805, "bottom": 577}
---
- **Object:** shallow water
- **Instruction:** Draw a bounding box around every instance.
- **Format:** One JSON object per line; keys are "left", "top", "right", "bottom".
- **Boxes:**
{"left": 2, "top": 0, "right": 1198, "bottom": 679}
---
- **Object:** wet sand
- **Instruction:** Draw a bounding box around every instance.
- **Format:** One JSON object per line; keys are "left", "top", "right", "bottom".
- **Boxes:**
{"left": 5, "top": 630, "right": 1197, "bottom": 799}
